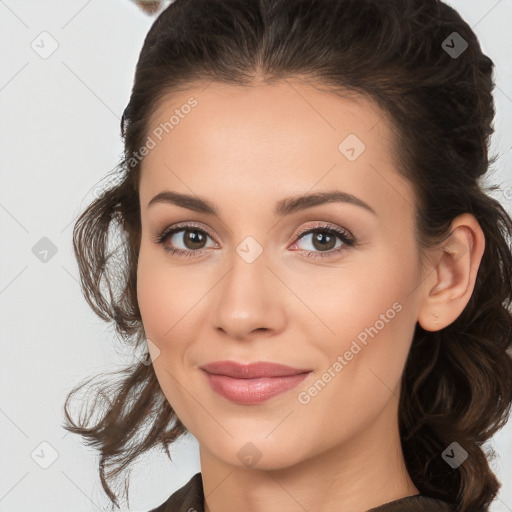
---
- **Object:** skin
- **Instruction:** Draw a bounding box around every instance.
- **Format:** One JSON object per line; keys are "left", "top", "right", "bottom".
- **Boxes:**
{"left": 136, "top": 78, "right": 485, "bottom": 512}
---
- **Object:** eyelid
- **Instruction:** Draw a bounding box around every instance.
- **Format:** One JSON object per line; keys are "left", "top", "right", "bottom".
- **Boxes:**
{"left": 154, "top": 220, "right": 355, "bottom": 259}
{"left": 152, "top": 220, "right": 217, "bottom": 244}
{"left": 155, "top": 220, "right": 353, "bottom": 242}
{"left": 292, "top": 221, "right": 354, "bottom": 242}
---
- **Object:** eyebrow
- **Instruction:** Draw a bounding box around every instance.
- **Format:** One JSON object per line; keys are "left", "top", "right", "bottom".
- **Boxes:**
{"left": 147, "top": 190, "right": 377, "bottom": 217}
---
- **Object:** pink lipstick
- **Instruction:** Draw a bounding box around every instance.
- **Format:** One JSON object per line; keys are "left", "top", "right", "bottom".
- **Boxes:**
{"left": 200, "top": 360, "right": 312, "bottom": 404}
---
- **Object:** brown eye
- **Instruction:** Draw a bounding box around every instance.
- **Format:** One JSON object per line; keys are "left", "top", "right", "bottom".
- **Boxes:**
{"left": 161, "top": 227, "right": 213, "bottom": 251}
{"left": 309, "top": 231, "right": 338, "bottom": 251}
{"left": 291, "top": 224, "right": 355, "bottom": 259}
{"left": 175, "top": 228, "right": 208, "bottom": 250}
{"left": 155, "top": 224, "right": 217, "bottom": 258}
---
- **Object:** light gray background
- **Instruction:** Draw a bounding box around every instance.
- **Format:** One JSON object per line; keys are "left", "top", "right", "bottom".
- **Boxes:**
{"left": 1, "top": 1, "right": 511, "bottom": 511}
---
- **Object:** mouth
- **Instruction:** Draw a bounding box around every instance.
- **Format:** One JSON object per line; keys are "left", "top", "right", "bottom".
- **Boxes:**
{"left": 200, "top": 360, "right": 312, "bottom": 404}
{"left": 200, "top": 360, "right": 311, "bottom": 378}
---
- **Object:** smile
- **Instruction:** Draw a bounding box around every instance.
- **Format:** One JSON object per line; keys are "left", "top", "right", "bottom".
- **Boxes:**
{"left": 199, "top": 360, "right": 313, "bottom": 404}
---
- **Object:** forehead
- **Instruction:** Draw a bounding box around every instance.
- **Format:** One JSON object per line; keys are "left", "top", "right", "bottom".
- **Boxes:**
{"left": 145, "top": 79, "right": 392, "bottom": 155}
{"left": 138, "top": 79, "right": 414, "bottom": 221}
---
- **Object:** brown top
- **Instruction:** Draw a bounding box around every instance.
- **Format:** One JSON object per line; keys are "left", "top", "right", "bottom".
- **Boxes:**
{"left": 148, "top": 472, "right": 455, "bottom": 512}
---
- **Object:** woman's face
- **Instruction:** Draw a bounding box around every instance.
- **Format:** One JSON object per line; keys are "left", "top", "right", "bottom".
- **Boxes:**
{"left": 136, "top": 79, "right": 428, "bottom": 470}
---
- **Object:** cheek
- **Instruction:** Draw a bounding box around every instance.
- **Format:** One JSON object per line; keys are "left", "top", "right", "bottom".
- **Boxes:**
{"left": 136, "top": 254, "right": 189, "bottom": 388}
{"left": 136, "top": 245, "right": 198, "bottom": 342}
{"left": 135, "top": 244, "right": 211, "bottom": 401}
{"left": 299, "top": 247, "right": 419, "bottom": 382}
{"left": 136, "top": 250, "right": 198, "bottom": 421}
{"left": 136, "top": 256, "right": 170, "bottom": 339}
{"left": 291, "top": 260, "right": 418, "bottom": 442}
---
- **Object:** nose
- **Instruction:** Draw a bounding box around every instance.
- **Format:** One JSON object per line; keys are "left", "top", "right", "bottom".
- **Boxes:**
{"left": 210, "top": 245, "right": 287, "bottom": 341}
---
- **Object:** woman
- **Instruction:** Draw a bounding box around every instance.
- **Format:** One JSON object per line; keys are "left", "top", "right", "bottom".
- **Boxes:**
{"left": 63, "top": 1, "right": 512, "bottom": 511}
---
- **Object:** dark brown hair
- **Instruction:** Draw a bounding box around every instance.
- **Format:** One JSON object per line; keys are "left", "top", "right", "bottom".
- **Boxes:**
{"left": 63, "top": 1, "right": 512, "bottom": 510}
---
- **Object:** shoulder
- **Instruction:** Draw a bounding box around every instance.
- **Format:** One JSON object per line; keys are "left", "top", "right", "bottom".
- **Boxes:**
{"left": 147, "top": 472, "right": 204, "bottom": 512}
{"left": 368, "top": 494, "right": 455, "bottom": 512}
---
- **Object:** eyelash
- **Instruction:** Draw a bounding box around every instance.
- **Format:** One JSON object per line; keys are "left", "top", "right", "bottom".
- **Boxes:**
{"left": 153, "top": 221, "right": 355, "bottom": 260}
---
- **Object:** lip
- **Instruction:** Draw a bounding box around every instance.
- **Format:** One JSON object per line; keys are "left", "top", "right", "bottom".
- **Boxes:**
{"left": 200, "top": 360, "right": 311, "bottom": 378}
{"left": 200, "top": 360, "right": 312, "bottom": 404}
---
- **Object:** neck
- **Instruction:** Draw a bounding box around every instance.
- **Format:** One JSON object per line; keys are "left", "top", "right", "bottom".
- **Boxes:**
{"left": 200, "top": 403, "right": 418, "bottom": 512}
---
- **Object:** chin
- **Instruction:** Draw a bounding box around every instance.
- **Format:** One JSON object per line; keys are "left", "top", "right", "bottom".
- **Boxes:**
{"left": 200, "top": 433, "right": 310, "bottom": 471}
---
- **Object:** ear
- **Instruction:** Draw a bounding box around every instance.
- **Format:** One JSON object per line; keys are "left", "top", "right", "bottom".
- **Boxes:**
{"left": 417, "top": 213, "right": 485, "bottom": 332}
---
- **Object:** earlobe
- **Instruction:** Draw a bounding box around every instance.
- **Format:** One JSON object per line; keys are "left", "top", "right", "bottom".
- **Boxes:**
{"left": 417, "top": 213, "right": 485, "bottom": 332}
